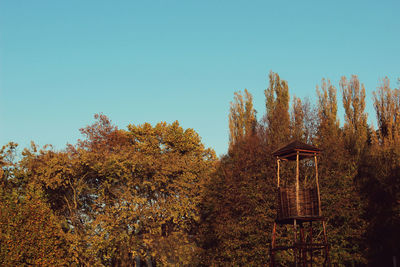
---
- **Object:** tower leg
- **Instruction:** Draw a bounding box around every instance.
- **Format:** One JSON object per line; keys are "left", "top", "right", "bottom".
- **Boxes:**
{"left": 300, "top": 224, "right": 306, "bottom": 267}
{"left": 309, "top": 221, "right": 313, "bottom": 267}
{"left": 294, "top": 219, "right": 298, "bottom": 267}
{"left": 270, "top": 222, "right": 277, "bottom": 267}
{"left": 322, "top": 220, "right": 331, "bottom": 267}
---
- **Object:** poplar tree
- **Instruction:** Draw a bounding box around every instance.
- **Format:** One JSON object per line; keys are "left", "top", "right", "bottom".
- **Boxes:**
{"left": 228, "top": 89, "right": 257, "bottom": 149}
{"left": 316, "top": 78, "right": 367, "bottom": 265}
{"left": 264, "top": 71, "right": 290, "bottom": 148}
{"left": 340, "top": 75, "right": 368, "bottom": 157}
{"left": 316, "top": 78, "right": 339, "bottom": 146}
{"left": 199, "top": 132, "right": 274, "bottom": 266}
{"left": 373, "top": 77, "right": 400, "bottom": 146}
{"left": 290, "top": 96, "right": 305, "bottom": 141}
{"left": 358, "top": 77, "right": 400, "bottom": 265}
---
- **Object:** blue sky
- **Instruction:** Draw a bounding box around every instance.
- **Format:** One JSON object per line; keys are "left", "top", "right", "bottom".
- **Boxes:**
{"left": 1, "top": 0, "right": 399, "bottom": 156}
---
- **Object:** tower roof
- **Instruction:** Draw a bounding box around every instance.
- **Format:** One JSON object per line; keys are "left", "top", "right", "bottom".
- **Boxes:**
{"left": 272, "top": 140, "right": 321, "bottom": 161}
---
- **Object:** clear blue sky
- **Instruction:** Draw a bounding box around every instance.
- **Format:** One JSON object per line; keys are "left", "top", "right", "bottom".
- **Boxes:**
{"left": 1, "top": 0, "right": 399, "bottom": 156}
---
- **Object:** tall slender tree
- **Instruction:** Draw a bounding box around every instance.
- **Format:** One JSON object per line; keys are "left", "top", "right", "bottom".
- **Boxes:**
{"left": 290, "top": 96, "right": 305, "bottom": 141}
{"left": 340, "top": 75, "right": 368, "bottom": 157}
{"left": 315, "top": 78, "right": 367, "bottom": 265}
{"left": 228, "top": 89, "right": 257, "bottom": 149}
{"left": 264, "top": 71, "right": 290, "bottom": 148}
{"left": 316, "top": 78, "right": 339, "bottom": 146}
{"left": 373, "top": 77, "right": 400, "bottom": 146}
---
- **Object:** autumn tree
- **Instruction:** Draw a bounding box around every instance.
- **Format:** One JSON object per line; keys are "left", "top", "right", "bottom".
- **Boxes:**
{"left": 199, "top": 133, "right": 274, "bottom": 266}
{"left": 200, "top": 73, "right": 291, "bottom": 265}
{"left": 16, "top": 142, "right": 102, "bottom": 265}
{"left": 0, "top": 142, "right": 18, "bottom": 188}
{"left": 315, "top": 78, "right": 340, "bottom": 147}
{"left": 228, "top": 89, "right": 257, "bottom": 150}
{"left": 314, "top": 78, "right": 367, "bottom": 265}
{"left": 373, "top": 77, "right": 400, "bottom": 146}
{"left": 0, "top": 143, "right": 69, "bottom": 266}
{"left": 264, "top": 71, "right": 290, "bottom": 147}
{"left": 4, "top": 74, "right": 400, "bottom": 266}
{"left": 19, "top": 114, "right": 216, "bottom": 266}
{"left": 356, "top": 77, "right": 400, "bottom": 265}
{"left": 340, "top": 75, "right": 368, "bottom": 157}
{"left": 0, "top": 186, "right": 68, "bottom": 266}
{"left": 290, "top": 96, "right": 305, "bottom": 141}
{"left": 357, "top": 144, "right": 400, "bottom": 266}
{"left": 289, "top": 96, "right": 319, "bottom": 143}
{"left": 101, "top": 120, "right": 216, "bottom": 265}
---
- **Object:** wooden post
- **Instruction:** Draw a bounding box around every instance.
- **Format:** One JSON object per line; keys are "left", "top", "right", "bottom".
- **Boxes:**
{"left": 294, "top": 219, "right": 298, "bottom": 267}
{"left": 277, "top": 158, "right": 280, "bottom": 187}
{"left": 314, "top": 154, "right": 322, "bottom": 216}
{"left": 322, "top": 220, "right": 330, "bottom": 267}
{"left": 271, "top": 222, "right": 277, "bottom": 248}
{"left": 270, "top": 222, "right": 277, "bottom": 267}
{"left": 296, "top": 151, "right": 300, "bottom": 216}
{"left": 300, "top": 225, "right": 306, "bottom": 267}
{"left": 295, "top": 152, "right": 299, "bottom": 267}
{"left": 309, "top": 221, "right": 313, "bottom": 267}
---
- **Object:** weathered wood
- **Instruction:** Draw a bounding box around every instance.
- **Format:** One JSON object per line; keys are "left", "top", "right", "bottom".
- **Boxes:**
{"left": 277, "top": 158, "right": 280, "bottom": 187}
{"left": 310, "top": 221, "right": 313, "bottom": 267}
{"left": 322, "top": 220, "right": 331, "bottom": 267}
{"left": 300, "top": 225, "right": 306, "bottom": 267}
{"left": 277, "top": 187, "right": 320, "bottom": 219}
{"left": 270, "top": 141, "right": 329, "bottom": 267}
{"left": 271, "top": 243, "right": 328, "bottom": 251}
{"left": 271, "top": 222, "right": 277, "bottom": 248}
{"left": 294, "top": 219, "right": 298, "bottom": 267}
{"left": 270, "top": 222, "right": 277, "bottom": 267}
{"left": 272, "top": 140, "right": 321, "bottom": 160}
{"left": 296, "top": 151, "right": 300, "bottom": 215}
{"left": 315, "top": 154, "right": 322, "bottom": 216}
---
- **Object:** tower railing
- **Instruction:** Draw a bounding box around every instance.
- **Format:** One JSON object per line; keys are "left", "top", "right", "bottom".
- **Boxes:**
{"left": 277, "top": 186, "right": 320, "bottom": 220}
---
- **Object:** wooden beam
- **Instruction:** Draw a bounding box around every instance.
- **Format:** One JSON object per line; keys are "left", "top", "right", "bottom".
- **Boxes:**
{"left": 296, "top": 151, "right": 300, "bottom": 216}
{"left": 314, "top": 154, "right": 322, "bottom": 216}
{"left": 294, "top": 219, "right": 298, "bottom": 267}
{"left": 309, "top": 221, "right": 313, "bottom": 267}
{"left": 277, "top": 158, "right": 280, "bottom": 187}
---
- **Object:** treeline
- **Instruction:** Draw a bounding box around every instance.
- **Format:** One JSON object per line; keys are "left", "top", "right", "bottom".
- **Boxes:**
{"left": 1, "top": 72, "right": 399, "bottom": 266}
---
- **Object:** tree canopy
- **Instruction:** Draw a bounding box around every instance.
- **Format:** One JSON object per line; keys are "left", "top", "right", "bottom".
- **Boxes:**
{"left": 1, "top": 73, "right": 399, "bottom": 266}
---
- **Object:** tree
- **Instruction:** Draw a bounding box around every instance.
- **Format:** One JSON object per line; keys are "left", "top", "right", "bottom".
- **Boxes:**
{"left": 228, "top": 89, "right": 257, "bottom": 149}
{"left": 340, "top": 75, "right": 368, "bottom": 157}
{"left": 288, "top": 95, "right": 319, "bottom": 144}
{"left": 315, "top": 78, "right": 367, "bottom": 265}
{"left": 0, "top": 144, "right": 68, "bottom": 266}
{"left": 19, "top": 115, "right": 216, "bottom": 265}
{"left": 373, "top": 77, "right": 400, "bottom": 146}
{"left": 264, "top": 71, "right": 291, "bottom": 148}
{"left": 357, "top": 144, "right": 400, "bottom": 266}
{"left": 356, "top": 77, "right": 400, "bottom": 266}
{"left": 199, "top": 134, "right": 274, "bottom": 266}
{"left": 316, "top": 78, "right": 339, "bottom": 147}
{"left": 290, "top": 96, "right": 305, "bottom": 141}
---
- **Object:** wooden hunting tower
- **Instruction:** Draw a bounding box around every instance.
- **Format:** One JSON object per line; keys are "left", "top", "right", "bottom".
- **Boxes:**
{"left": 269, "top": 141, "right": 330, "bottom": 267}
